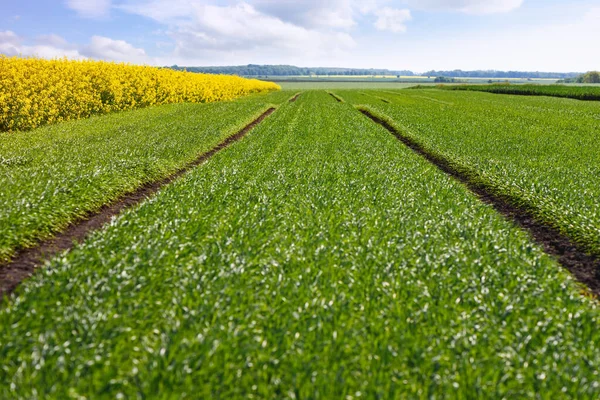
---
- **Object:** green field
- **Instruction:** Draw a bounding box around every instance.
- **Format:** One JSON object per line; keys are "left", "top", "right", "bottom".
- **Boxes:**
{"left": 339, "top": 88, "right": 600, "bottom": 256}
{"left": 2, "top": 89, "right": 600, "bottom": 398}
{"left": 426, "top": 84, "right": 600, "bottom": 101}
{"left": 0, "top": 91, "right": 292, "bottom": 263}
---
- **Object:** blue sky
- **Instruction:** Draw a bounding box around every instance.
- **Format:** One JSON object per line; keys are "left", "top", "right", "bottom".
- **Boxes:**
{"left": 1, "top": 0, "right": 598, "bottom": 72}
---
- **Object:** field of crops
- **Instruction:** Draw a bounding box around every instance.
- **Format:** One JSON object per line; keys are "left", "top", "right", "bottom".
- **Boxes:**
{"left": 426, "top": 83, "right": 600, "bottom": 101}
{"left": 278, "top": 81, "right": 424, "bottom": 90}
{"left": 340, "top": 89, "right": 600, "bottom": 257}
{"left": 0, "top": 90, "right": 291, "bottom": 264}
{"left": 0, "top": 57, "right": 280, "bottom": 132}
{"left": 2, "top": 87, "right": 600, "bottom": 398}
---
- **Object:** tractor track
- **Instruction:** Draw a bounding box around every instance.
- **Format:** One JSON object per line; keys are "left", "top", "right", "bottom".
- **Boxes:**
{"left": 0, "top": 108, "right": 276, "bottom": 299}
{"left": 360, "top": 108, "right": 600, "bottom": 298}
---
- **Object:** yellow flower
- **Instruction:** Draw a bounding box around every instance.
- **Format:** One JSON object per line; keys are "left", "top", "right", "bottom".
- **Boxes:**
{"left": 0, "top": 56, "right": 280, "bottom": 132}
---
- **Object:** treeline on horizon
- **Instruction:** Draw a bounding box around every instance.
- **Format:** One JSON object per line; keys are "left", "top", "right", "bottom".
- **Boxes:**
{"left": 170, "top": 65, "right": 415, "bottom": 76}
{"left": 557, "top": 71, "right": 600, "bottom": 84}
{"left": 169, "top": 64, "right": 582, "bottom": 79}
{"left": 424, "top": 70, "right": 580, "bottom": 79}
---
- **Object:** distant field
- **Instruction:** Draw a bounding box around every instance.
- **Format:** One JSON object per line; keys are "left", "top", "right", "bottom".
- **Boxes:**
{"left": 263, "top": 75, "right": 559, "bottom": 87}
{"left": 426, "top": 83, "right": 600, "bottom": 101}
{"left": 277, "top": 81, "right": 426, "bottom": 89}
{"left": 455, "top": 77, "right": 558, "bottom": 84}
{"left": 264, "top": 75, "right": 429, "bottom": 81}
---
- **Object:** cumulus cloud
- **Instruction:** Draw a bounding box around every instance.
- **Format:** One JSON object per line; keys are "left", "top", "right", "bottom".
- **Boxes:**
{"left": 121, "top": 0, "right": 359, "bottom": 29}
{"left": 402, "top": 0, "right": 524, "bottom": 14}
{"left": 116, "top": 0, "right": 526, "bottom": 65}
{"left": 372, "top": 5, "right": 600, "bottom": 71}
{"left": 0, "top": 31, "right": 147, "bottom": 63}
{"left": 0, "top": 31, "right": 22, "bottom": 54}
{"left": 26, "top": 0, "right": 530, "bottom": 66}
{"left": 82, "top": 36, "right": 148, "bottom": 62}
{"left": 0, "top": 31, "right": 82, "bottom": 58}
{"left": 118, "top": 0, "right": 192, "bottom": 22}
{"left": 65, "top": 0, "right": 112, "bottom": 18}
{"left": 120, "top": 1, "right": 356, "bottom": 63}
{"left": 253, "top": 0, "right": 356, "bottom": 29}
{"left": 374, "top": 8, "right": 412, "bottom": 33}
{"left": 36, "top": 34, "right": 71, "bottom": 48}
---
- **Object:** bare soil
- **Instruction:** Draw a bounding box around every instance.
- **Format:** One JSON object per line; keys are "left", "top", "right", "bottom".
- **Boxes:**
{"left": 329, "top": 93, "right": 343, "bottom": 103}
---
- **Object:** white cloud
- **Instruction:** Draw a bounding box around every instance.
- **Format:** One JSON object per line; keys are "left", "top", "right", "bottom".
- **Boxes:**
{"left": 118, "top": 0, "right": 192, "bottom": 22}
{"left": 0, "top": 30, "right": 21, "bottom": 49}
{"left": 121, "top": 0, "right": 359, "bottom": 29}
{"left": 473, "top": 5, "right": 600, "bottom": 69}
{"left": 120, "top": 1, "right": 356, "bottom": 64}
{"left": 0, "top": 31, "right": 148, "bottom": 64}
{"left": 81, "top": 36, "right": 148, "bottom": 63}
{"left": 21, "top": 45, "right": 83, "bottom": 59}
{"left": 402, "top": 0, "right": 524, "bottom": 14}
{"left": 374, "top": 8, "right": 412, "bottom": 33}
{"left": 362, "top": 5, "right": 599, "bottom": 72}
{"left": 36, "top": 34, "right": 71, "bottom": 48}
{"left": 0, "top": 31, "right": 83, "bottom": 58}
{"left": 253, "top": 0, "right": 356, "bottom": 29}
{"left": 65, "top": 0, "right": 112, "bottom": 18}
{"left": 116, "top": 0, "right": 525, "bottom": 65}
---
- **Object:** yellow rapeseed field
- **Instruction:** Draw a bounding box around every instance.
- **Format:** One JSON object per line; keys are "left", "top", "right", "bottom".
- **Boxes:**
{"left": 0, "top": 56, "right": 280, "bottom": 132}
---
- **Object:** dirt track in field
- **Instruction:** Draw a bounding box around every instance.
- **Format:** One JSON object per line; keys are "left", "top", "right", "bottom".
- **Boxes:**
{"left": 0, "top": 108, "right": 276, "bottom": 300}
{"left": 329, "top": 93, "right": 343, "bottom": 103}
{"left": 360, "top": 108, "right": 600, "bottom": 298}
{"left": 289, "top": 93, "right": 301, "bottom": 102}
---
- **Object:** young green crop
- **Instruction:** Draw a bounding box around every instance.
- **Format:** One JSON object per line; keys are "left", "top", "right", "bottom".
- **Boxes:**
{"left": 2, "top": 91, "right": 600, "bottom": 398}
{"left": 341, "top": 88, "right": 600, "bottom": 256}
{"left": 0, "top": 91, "right": 293, "bottom": 262}
{"left": 423, "top": 83, "right": 600, "bottom": 101}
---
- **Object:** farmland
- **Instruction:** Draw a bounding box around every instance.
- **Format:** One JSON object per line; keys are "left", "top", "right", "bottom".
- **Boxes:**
{"left": 0, "top": 57, "right": 280, "bottom": 132}
{"left": 278, "top": 81, "right": 424, "bottom": 90}
{"left": 0, "top": 90, "right": 291, "bottom": 264}
{"left": 339, "top": 88, "right": 600, "bottom": 257}
{"left": 1, "top": 84, "right": 600, "bottom": 398}
{"left": 425, "top": 83, "right": 600, "bottom": 101}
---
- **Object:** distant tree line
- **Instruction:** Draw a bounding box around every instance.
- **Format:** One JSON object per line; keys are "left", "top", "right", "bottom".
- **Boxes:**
{"left": 169, "top": 65, "right": 414, "bottom": 77}
{"left": 557, "top": 71, "right": 600, "bottom": 84}
{"left": 168, "top": 65, "right": 588, "bottom": 80}
{"left": 434, "top": 76, "right": 457, "bottom": 83}
{"left": 424, "top": 70, "right": 581, "bottom": 79}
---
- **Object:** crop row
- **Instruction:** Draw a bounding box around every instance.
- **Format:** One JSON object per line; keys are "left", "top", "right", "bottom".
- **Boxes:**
{"left": 0, "top": 90, "right": 292, "bottom": 263}
{"left": 420, "top": 83, "right": 600, "bottom": 101}
{"left": 342, "top": 88, "right": 600, "bottom": 256}
{"left": 2, "top": 91, "right": 599, "bottom": 398}
{"left": 0, "top": 57, "right": 280, "bottom": 132}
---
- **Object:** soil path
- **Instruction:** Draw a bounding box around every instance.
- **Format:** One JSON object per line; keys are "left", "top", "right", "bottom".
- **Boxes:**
{"left": 329, "top": 93, "right": 343, "bottom": 103}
